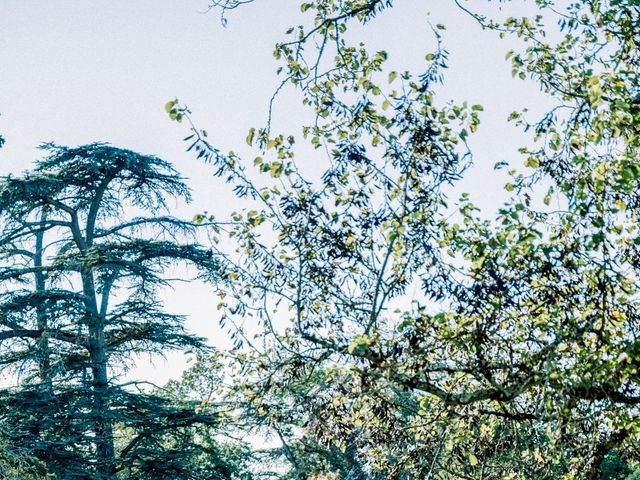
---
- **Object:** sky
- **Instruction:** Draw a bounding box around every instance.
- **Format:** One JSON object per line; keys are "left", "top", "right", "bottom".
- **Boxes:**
{"left": 0, "top": 0, "right": 552, "bottom": 385}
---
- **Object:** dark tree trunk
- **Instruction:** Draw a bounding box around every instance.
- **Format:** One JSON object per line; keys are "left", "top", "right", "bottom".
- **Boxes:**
{"left": 84, "top": 269, "right": 117, "bottom": 479}
{"left": 34, "top": 221, "right": 51, "bottom": 388}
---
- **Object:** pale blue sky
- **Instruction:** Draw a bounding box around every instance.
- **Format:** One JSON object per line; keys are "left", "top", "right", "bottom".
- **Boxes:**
{"left": 0, "top": 0, "right": 550, "bottom": 384}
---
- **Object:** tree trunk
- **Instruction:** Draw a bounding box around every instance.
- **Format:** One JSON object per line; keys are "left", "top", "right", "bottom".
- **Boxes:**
{"left": 77, "top": 185, "right": 118, "bottom": 479}
{"left": 34, "top": 223, "right": 51, "bottom": 389}
{"left": 83, "top": 269, "right": 116, "bottom": 479}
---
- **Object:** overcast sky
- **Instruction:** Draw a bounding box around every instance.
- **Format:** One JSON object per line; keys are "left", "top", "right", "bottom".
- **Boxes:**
{"left": 0, "top": 0, "right": 551, "bottom": 385}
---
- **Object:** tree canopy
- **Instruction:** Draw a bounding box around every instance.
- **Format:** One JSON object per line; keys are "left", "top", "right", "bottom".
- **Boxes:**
{"left": 0, "top": 144, "right": 239, "bottom": 479}
{"left": 171, "top": 0, "right": 640, "bottom": 478}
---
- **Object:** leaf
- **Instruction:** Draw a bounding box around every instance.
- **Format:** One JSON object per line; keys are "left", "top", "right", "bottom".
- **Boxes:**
{"left": 246, "top": 128, "right": 256, "bottom": 146}
{"left": 469, "top": 453, "right": 478, "bottom": 466}
{"left": 266, "top": 139, "right": 278, "bottom": 150}
{"left": 525, "top": 157, "right": 540, "bottom": 168}
{"left": 165, "top": 99, "right": 178, "bottom": 113}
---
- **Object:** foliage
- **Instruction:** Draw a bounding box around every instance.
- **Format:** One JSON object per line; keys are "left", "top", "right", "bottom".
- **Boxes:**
{"left": 169, "top": 353, "right": 376, "bottom": 480}
{"left": 3, "top": 0, "right": 640, "bottom": 478}
{"left": 0, "top": 144, "right": 234, "bottom": 479}
{"left": 0, "top": 425, "right": 47, "bottom": 480}
{"left": 175, "top": 0, "right": 640, "bottom": 478}
{"left": 151, "top": 353, "right": 255, "bottom": 480}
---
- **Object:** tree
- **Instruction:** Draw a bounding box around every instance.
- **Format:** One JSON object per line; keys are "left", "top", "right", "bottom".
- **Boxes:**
{"left": 0, "top": 425, "right": 46, "bottom": 480}
{"left": 168, "top": 352, "right": 375, "bottom": 480}
{"left": 151, "top": 352, "right": 255, "bottom": 480}
{"left": 0, "top": 143, "right": 233, "bottom": 479}
{"left": 175, "top": 0, "right": 640, "bottom": 478}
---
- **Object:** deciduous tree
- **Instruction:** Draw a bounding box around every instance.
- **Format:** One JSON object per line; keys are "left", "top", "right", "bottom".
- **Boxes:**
{"left": 178, "top": 0, "right": 640, "bottom": 478}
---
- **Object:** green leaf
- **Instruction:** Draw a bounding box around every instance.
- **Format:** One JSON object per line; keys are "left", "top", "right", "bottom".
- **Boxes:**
{"left": 525, "top": 157, "right": 540, "bottom": 168}
{"left": 246, "top": 128, "right": 256, "bottom": 146}
{"left": 165, "top": 99, "right": 177, "bottom": 113}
